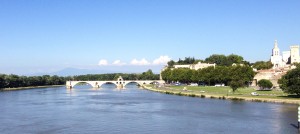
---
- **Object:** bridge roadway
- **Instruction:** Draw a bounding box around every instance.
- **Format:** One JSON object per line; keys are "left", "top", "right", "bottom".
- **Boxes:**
{"left": 66, "top": 76, "right": 165, "bottom": 89}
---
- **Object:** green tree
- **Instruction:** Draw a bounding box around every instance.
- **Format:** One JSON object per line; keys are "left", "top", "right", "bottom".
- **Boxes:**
{"left": 0, "top": 74, "right": 6, "bottom": 88}
{"left": 138, "top": 69, "right": 159, "bottom": 80}
{"left": 161, "top": 68, "right": 172, "bottom": 83}
{"left": 167, "top": 60, "right": 175, "bottom": 67}
{"left": 205, "top": 54, "right": 228, "bottom": 66}
{"left": 6, "top": 74, "right": 22, "bottom": 88}
{"left": 190, "top": 70, "right": 198, "bottom": 83}
{"left": 257, "top": 79, "right": 273, "bottom": 90}
{"left": 252, "top": 61, "right": 273, "bottom": 70}
{"left": 278, "top": 67, "right": 300, "bottom": 96}
{"left": 227, "top": 54, "right": 244, "bottom": 65}
{"left": 228, "top": 65, "right": 255, "bottom": 92}
{"left": 199, "top": 66, "right": 215, "bottom": 86}
{"left": 229, "top": 80, "right": 244, "bottom": 93}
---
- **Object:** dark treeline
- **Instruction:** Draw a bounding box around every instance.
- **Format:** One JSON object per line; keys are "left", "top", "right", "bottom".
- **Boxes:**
{"left": 170, "top": 55, "right": 274, "bottom": 70}
{"left": 0, "top": 74, "right": 69, "bottom": 88}
{"left": 167, "top": 57, "right": 201, "bottom": 67}
{"left": 73, "top": 69, "right": 159, "bottom": 81}
{"left": 0, "top": 69, "right": 160, "bottom": 89}
{"left": 161, "top": 65, "right": 255, "bottom": 86}
{"left": 204, "top": 54, "right": 249, "bottom": 66}
{"left": 167, "top": 54, "right": 250, "bottom": 67}
{"left": 252, "top": 61, "right": 273, "bottom": 70}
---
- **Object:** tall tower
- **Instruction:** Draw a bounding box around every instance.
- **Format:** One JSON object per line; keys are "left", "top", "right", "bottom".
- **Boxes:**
{"left": 290, "top": 45, "right": 300, "bottom": 64}
{"left": 270, "top": 40, "right": 284, "bottom": 68}
{"left": 272, "top": 40, "right": 280, "bottom": 56}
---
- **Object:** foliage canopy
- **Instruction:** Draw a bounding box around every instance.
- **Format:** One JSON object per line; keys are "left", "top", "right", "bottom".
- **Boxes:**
{"left": 257, "top": 79, "right": 273, "bottom": 89}
{"left": 278, "top": 67, "right": 300, "bottom": 95}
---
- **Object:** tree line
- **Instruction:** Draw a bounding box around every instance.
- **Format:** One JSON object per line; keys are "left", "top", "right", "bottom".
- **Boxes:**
{"left": 0, "top": 74, "right": 69, "bottom": 88}
{"left": 161, "top": 65, "right": 255, "bottom": 92}
{"left": 278, "top": 64, "right": 300, "bottom": 96}
{"left": 0, "top": 69, "right": 160, "bottom": 89}
{"left": 73, "top": 69, "right": 159, "bottom": 81}
{"left": 167, "top": 54, "right": 273, "bottom": 70}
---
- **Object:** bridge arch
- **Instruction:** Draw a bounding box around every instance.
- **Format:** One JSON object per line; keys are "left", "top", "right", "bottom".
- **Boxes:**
{"left": 123, "top": 81, "right": 143, "bottom": 88}
{"left": 123, "top": 80, "right": 159, "bottom": 87}
{"left": 70, "top": 81, "right": 94, "bottom": 88}
{"left": 98, "top": 81, "right": 118, "bottom": 88}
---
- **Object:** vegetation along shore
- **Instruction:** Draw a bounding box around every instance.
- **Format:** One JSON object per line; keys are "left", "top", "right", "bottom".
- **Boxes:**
{"left": 1, "top": 85, "right": 65, "bottom": 91}
{"left": 143, "top": 85, "right": 300, "bottom": 104}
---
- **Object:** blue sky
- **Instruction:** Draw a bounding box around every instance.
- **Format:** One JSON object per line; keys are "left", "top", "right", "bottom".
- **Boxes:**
{"left": 0, "top": 0, "right": 299, "bottom": 75}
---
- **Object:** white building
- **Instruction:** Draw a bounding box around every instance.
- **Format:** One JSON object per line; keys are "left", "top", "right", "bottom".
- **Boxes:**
{"left": 270, "top": 40, "right": 300, "bottom": 69}
{"left": 282, "top": 51, "right": 290, "bottom": 63}
{"left": 270, "top": 40, "right": 285, "bottom": 68}
{"left": 290, "top": 45, "right": 300, "bottom": 64}
{"left": 174, "top": 62, "right": 215, "bottom": 70}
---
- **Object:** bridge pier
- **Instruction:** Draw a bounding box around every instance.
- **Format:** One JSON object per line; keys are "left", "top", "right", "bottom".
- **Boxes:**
{"left": 66, "top": 81, "right": 72, "bottom": 89}
{"left": 93, "top": 82, "right": 100, "bottom": 88}
{"left": 117, "top": 84, "right": 123, "bottom": 89}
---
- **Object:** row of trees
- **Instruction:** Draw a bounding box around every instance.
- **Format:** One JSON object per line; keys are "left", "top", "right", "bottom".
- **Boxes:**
{"left": 252, "top": 61, "right": 273, "bottom": 70}
{"left": 161, "top": 65, "right": 255, "bottom": 92}
{"left": 0, "top": 69, "right": 160, "bottom": 89}
{"left": 0, "top": 74, "right": 69, "bottom": 88}
{"left": 167, "top": 57, "right": 201, "bottom": 67}
{"left": 204, "top": 54, "right": 248, "bottom": 66}
{"left": 73, "top": 69, "right": 159, "bottom": 81}
{"left": 167, "top": 54, "right": 273, "bottom": 70}
{"left": 167, "top": 54, "right": 248, "bottom": 67}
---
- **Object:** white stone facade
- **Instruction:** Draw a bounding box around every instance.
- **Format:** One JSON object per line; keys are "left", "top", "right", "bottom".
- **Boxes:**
{"left": 282, "top": 51, "right": 290, "bottom": 63}
{"left": 270, "top": 40, "right": 300, "bottom": 69}
{"left": 270, "top": 40, "right": 285, "bottom": 68}
{"left": 174, "top": 62, "right": 215, "bottom": 70}
{"left": 290, "top": 45, "right": 300, "bottom": 64}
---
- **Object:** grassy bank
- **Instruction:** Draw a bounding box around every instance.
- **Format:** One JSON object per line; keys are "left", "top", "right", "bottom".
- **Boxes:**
{"left": 1, "top": 85, "right": 65, "bottom": 91}
{"left": 143, "top": 85, "right": 300, "bottom": 104}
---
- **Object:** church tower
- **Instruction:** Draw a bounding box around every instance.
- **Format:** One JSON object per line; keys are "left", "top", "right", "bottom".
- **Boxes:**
{"left": 270, "top": 40, "right": 284, "bottom": 68}
{"left": 272, "top": 40, "right": 280, "bottom": 56}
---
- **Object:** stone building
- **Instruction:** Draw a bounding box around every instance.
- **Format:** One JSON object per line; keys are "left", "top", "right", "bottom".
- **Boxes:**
{"left": 270, "top": 40, "right": 300, "bottom": 69}
{"left": 173, "top": 62, "right": 215, "bottom": 70}
{"left": 252, "top": 40, "right": 300, "bottom": 88}
{"left": 270, "top": 40, "right": 285, "bottom": 68}
{"left": 290, "top": 45, "right": 300, "bottom": 64}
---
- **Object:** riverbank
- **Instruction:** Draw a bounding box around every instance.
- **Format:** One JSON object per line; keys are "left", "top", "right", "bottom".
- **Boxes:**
{"left": 1, "top": 85, "right": 65, "bottom": 91}
{"left": 142, "top": 85, "right": 300, "bottom": 104}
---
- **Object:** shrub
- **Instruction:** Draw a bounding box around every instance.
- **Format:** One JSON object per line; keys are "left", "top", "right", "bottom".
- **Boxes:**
{"left": 258, "top": 79, "right": 273, "bottom": 90}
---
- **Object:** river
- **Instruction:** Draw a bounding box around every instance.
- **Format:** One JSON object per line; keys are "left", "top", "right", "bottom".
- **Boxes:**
{"left": 0, "top": 84, "right": 298, "bottom": 134}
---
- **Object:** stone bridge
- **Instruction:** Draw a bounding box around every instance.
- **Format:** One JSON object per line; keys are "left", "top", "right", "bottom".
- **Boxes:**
{"left": 66, "top": 76, "right": 165, "bottom": 89}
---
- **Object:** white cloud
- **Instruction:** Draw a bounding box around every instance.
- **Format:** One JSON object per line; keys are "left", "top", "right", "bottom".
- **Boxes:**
{"left": 98, "top": 59, "right": 108, "bottom": 66}
{"left": 130, "top": 58, "right": 150, "bottom": 66}
{"left": 153, "top": 55, "right": 171, "bottom": 65}
{"left": 112, "top": 60, "right": 126, "bottom": 66}
{"left": 98, "top": 56, "right": 171, "bottom": 67}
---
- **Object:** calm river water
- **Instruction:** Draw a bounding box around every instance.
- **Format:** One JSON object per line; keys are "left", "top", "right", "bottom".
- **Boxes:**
{"left": 0, "top": 84, "right": 298, "bottom": 134}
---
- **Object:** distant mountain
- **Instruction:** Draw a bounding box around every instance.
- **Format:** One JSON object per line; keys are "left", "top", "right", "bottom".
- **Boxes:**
{"left": 50, "top": 68, "right": 114, "bottom": 76}
{"left": 27, "top": 66, "right": 162, "bottom": 76}
{"left": 26, "top": 68, "right": 113, "bottom": 76}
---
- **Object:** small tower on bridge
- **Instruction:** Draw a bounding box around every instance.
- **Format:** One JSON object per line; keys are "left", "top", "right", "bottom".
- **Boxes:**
{"left": 116, "top": 76, "right": 125, "bottom": 89}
